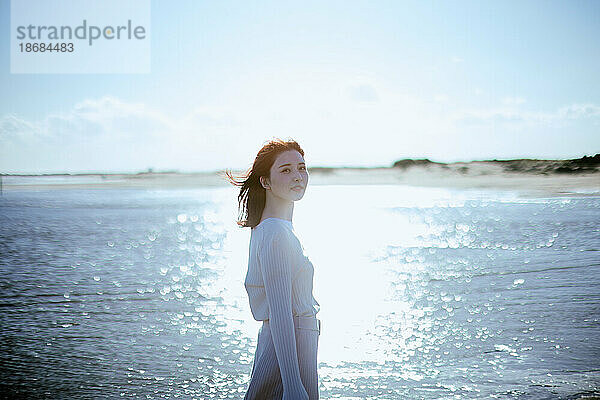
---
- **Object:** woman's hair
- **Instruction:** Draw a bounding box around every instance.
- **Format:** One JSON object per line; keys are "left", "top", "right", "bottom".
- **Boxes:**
{"left": 224, "top": 138, "right": 304, "bottom": 228}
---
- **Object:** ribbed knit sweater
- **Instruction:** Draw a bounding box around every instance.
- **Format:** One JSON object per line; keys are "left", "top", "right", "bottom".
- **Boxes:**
{"left": 244, "top": 217, "right": 320, "bottom": 396}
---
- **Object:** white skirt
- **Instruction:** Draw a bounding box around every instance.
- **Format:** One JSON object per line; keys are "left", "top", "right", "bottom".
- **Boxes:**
{"left": 244, "top": 315, "right": 321, "bottom": 400}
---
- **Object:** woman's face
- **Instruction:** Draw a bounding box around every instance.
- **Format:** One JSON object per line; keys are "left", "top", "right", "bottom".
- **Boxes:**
{"left": 263, "top": 150, "right": 309, "bottom": 202}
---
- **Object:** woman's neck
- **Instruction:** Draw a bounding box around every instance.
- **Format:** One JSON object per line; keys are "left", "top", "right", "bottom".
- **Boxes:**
{"left": 260, "top": 200, "right": 294, "bottom": 223}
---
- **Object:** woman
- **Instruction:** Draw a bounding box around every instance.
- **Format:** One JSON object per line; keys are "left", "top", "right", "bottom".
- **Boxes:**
{"left": 226, "top": 138, "right": 321, "bottom": 400}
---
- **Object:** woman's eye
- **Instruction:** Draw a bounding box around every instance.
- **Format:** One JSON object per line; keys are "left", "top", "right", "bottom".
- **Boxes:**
{"left": 282, "top": 168, "right": 290, "bottom": 173}
{"left": 299, "top": 166, "right": 306, "bottom": 170}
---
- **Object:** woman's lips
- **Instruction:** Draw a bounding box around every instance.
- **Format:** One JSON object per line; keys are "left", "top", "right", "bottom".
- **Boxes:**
{"left": 291, "top": 185, "right": 304, "bottom": 191}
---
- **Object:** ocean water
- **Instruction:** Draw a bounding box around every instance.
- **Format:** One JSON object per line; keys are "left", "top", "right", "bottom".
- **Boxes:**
{"left": 0, "top": 184, "right": 599, "bottom": 399}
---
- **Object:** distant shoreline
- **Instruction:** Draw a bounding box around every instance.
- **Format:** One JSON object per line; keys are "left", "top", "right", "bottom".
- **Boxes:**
{"left": 3, "top": 154, "right": 599, "bottom": 177}
{"left": 1, "top": 155, "right": 599, "bottom": 198}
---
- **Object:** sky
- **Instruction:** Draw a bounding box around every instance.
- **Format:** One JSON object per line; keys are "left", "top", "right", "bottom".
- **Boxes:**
{"left": 1, "top": 0, "right": 599, "bottom": 174}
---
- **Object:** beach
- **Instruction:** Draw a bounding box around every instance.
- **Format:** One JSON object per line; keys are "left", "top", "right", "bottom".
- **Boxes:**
{"left": 2, "top": 158, "right": 599, "bottom": 198}
{"left": 3, "top": 0, "right": 599, "bottom": 396}
{"left": 1, "top": 156, "right": 600, "bottom": 398}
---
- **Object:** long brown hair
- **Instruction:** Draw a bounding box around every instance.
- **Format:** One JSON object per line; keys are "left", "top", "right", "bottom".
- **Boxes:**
{"left": 224, "top": 138, "right": 305, "bottom": 228}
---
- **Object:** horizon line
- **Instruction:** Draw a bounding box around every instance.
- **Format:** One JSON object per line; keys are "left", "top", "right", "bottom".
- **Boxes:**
{"left": 1, "top": 154, "right": 598, "bottom": 176}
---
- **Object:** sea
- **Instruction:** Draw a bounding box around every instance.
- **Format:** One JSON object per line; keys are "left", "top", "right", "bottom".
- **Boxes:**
{"left": 0, "top": 182, "right": 599, "bottom": 399}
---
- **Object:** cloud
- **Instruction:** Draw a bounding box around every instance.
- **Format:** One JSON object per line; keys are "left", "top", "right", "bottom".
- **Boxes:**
{"left": 67, "top": 96, "right": 174, "bottom": 140}
{"left": 457, "top": 110, "right": 525, "bottom": 127}
{"left": 0, "top": 96, "right": 174, "bottom": 146}
{"left": 0, "top": 114, "right": 43, "bottom": 143}
{"left": 557, "top": 103, "right": 600, "bottom": 119}
{"left": 2, "top": 89, "right": 598, "bottom": 173}
{"left": 0, "top": 96, "right": 247, "bottom": 173}
{"left": 453, "top": 102, "right": 600, "bottom": 129}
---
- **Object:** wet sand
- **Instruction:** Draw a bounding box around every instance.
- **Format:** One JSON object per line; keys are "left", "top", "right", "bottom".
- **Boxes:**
{"left": 2, "top": 160, "right": 599, "bottom": 198}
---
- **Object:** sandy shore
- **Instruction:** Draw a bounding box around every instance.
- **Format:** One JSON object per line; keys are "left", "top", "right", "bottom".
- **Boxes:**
{"left": 308, "top": 163, "right": 600, "bottom": 198}
{"left": 2, "top": 161, "right": 599, "bottom": 198}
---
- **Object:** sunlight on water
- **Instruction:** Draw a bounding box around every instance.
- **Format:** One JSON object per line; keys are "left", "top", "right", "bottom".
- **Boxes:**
{"left": 1, "top": 185, "right": 599, "bottom": 399}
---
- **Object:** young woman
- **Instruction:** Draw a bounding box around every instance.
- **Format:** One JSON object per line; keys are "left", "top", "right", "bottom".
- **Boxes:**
{"left": 226, "top": 138, "right": 321, "bottom": 400}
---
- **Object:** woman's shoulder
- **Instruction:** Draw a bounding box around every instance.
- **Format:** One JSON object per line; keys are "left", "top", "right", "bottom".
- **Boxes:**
{"left": 255, "top": 219, "right": 296, "bottom": 246}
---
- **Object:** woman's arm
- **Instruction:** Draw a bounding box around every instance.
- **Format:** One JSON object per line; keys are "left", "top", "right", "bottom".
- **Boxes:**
{"left": 261, "top": 230, "right": 309, "bottom": 400}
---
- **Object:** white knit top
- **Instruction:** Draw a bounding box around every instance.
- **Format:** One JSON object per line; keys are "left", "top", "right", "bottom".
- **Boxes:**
{"left": 244, "top": 217, "right": 320, "bottom": 392}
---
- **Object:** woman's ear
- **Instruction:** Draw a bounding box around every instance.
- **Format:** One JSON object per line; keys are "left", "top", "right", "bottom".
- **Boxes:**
{"left": 259, "top": 176, "right": 270, "bottom": 190}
